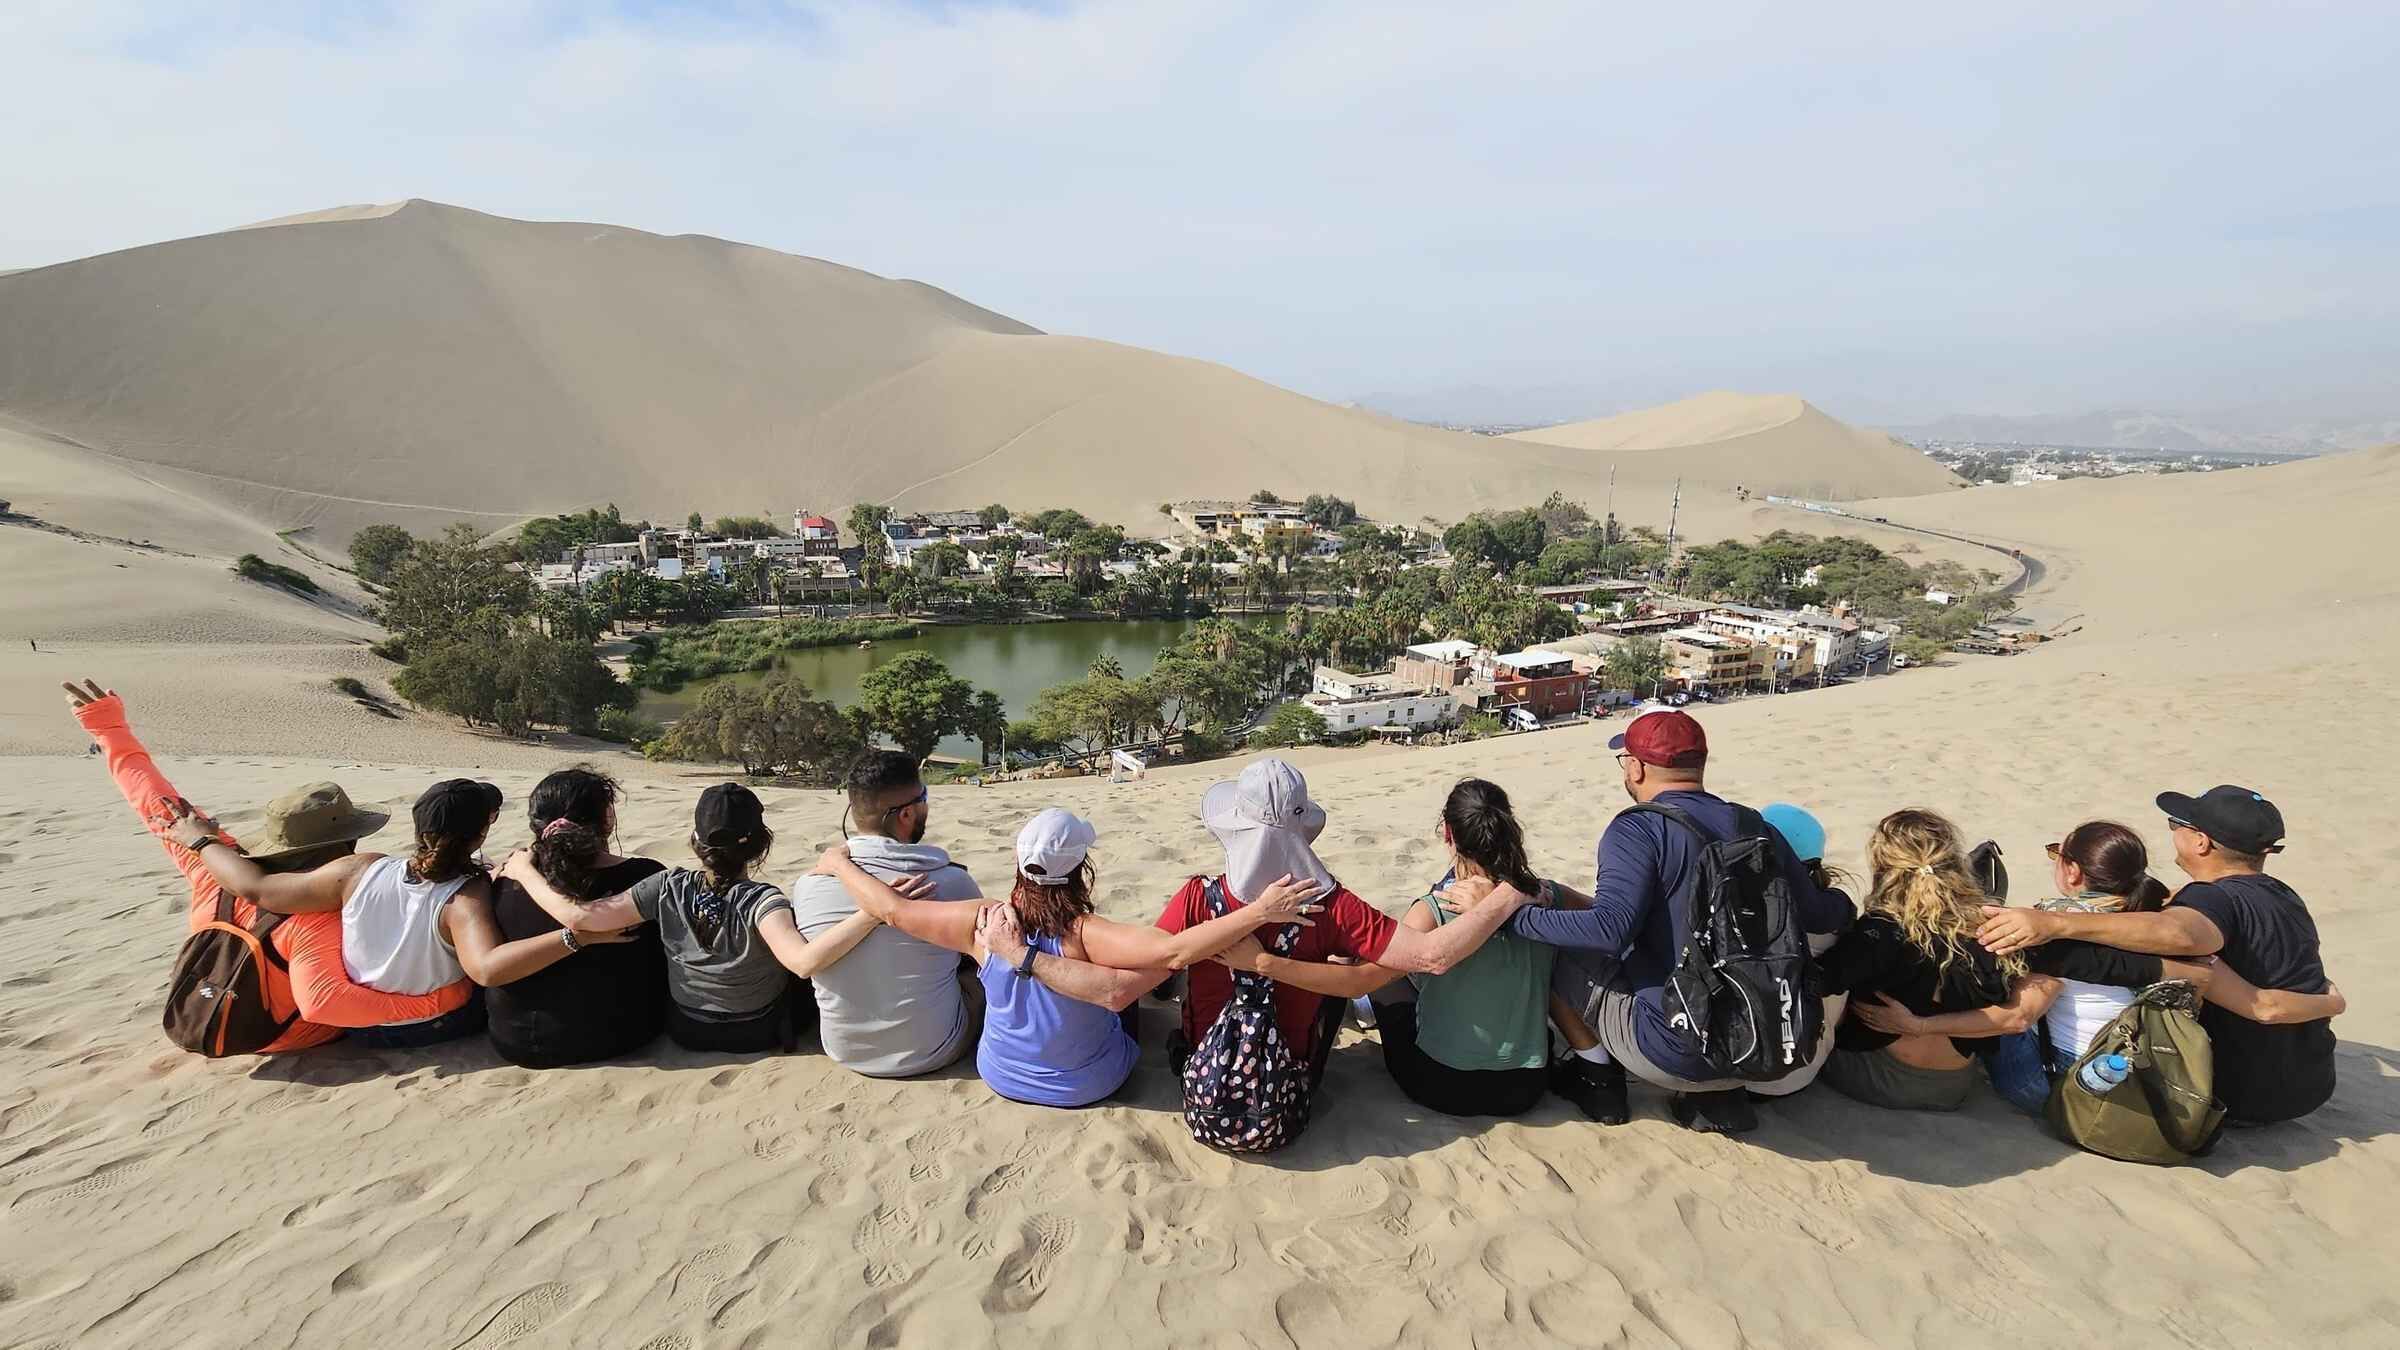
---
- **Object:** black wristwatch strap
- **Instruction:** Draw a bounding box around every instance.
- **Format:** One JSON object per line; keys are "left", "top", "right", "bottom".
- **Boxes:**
{"left": 1015, "top": 941, "right": 1040, "bottom": 977}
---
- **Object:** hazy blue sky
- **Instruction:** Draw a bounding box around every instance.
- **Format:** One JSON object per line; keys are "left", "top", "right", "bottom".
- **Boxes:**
{"left": 8, "top": 1, "right": 2395, "bottom": 424}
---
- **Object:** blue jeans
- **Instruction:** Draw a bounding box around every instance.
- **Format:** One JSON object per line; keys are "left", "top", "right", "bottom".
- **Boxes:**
{"left": 1985, "top": 1028, "right": 2074, "bottom": 1114}
{"left": 348, "top": 989, "right": 488, "bottom": 1049}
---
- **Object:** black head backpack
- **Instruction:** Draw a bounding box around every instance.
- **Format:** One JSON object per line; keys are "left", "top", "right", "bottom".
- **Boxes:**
{"left": 1181, "top": 879, "right": 1312, "bottom": 1152}
{"left": 1633, "top": 802, "right": 1822, "bottom": 1082}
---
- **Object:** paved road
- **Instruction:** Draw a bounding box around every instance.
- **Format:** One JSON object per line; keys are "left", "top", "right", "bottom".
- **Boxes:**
{"left": 1763, "top": 494, "right": 2045, "bottom": 601}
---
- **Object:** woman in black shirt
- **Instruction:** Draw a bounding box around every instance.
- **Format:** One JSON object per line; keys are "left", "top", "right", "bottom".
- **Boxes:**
{"left": 1817, "top": 809, "right": 2027, "bottom": 1111}
{"left": 485, "top": 767, "right": 669, "bottom": 1068}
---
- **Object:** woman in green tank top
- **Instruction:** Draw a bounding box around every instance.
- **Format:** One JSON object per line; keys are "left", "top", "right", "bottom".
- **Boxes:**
{"left": 1368, "top": 778, "right": 1562, "bottom": 1117}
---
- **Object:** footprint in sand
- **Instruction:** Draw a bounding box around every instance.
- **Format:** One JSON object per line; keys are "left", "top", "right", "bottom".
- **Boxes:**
{"left": 449, "top": 1282, "right": 574, "bottom": 1350}
{"left": 743, "top": 1116, "right": 793, "bottom": 1162}
{"left": 983, "top": 1214, "right": 1076, "bottom": 1315}
{"left": 12, "top": 1152, "right": 152, "bottom": 1210}
{"left": 667, "top": 1242, "right": 741, "bottom": 1316}
{"left": 964, "top": 1161, "right": 1028, "bottom": 1223}
{"left": 855, "top": 1203, "right": 929, "bottom": 1289}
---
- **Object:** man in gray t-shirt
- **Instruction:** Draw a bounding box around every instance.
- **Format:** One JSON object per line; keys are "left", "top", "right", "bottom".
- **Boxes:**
{"left": 788, "top": 753, "right": 985, "bottom": 1077}
{"left": 630, "top": 870, "right": 794, "bottom": 1020}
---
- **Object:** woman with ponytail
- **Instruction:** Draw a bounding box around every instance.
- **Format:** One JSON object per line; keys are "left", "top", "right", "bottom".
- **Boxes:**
{"left": 1358, "top": 778, "right": 1563, "bottom": 1117}
{"left": 483, "top": 767, "right": 670, "bottom": 1068}
{"left": 1853, "top": 820, "right": 2345, "bottom": 1112}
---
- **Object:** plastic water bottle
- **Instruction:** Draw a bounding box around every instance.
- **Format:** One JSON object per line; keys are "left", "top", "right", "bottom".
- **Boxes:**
{"left": 2077, "top": 1052, "right": 2132, "bottom": 1095}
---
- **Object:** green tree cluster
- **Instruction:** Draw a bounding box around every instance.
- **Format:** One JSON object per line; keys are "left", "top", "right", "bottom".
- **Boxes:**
{"left": 651, "top": 673, "right": 864, "bottom": 779}
{"left": 855, "top": 651, "right": 978, "bottom": 763}
{"left": 347, "top": 524, "right": 414, "bottom": 584}
{"left": 515, "top": 505, "right": 639, "bottom": 565}
{"left": 376, "top": 524, "right": 631, "bottom": 737}
{"left": 232, "top": 553, "right": 319, "bottom": 594}
{"left": 1300, "top": 494, "right": 1358, "bottom": 528}
{"left": 1249, "top": 701, "right": 1328, "bottom": 749}
{"left": 712, "top": 516, "right": 784, "bottom": 539}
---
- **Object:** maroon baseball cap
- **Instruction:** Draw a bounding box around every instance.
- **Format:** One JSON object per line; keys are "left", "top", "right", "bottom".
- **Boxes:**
{"left": 1609, "top": 709, "right": 1708, "bottom": 769}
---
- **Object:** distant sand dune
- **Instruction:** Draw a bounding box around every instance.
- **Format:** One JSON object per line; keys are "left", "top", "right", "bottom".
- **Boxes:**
{"left": 0, "top": 201, "right": 1952, "bottom": 546}
{"left": 1508, "top": 392, "right": 1963, "bottom": 502}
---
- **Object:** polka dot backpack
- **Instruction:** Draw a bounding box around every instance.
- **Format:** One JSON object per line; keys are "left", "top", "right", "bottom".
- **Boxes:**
{"left": 1181, "top": 879, "right": 1312, "bottom": 1152}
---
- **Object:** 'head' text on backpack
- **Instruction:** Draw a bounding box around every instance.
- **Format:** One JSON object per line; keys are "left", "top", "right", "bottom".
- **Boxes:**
{"left": 1633, "top": 802, "right": 1822, "bottom": 1082}
{"left": 1181, "top": 879, "right": 1312, "bottom": 1152}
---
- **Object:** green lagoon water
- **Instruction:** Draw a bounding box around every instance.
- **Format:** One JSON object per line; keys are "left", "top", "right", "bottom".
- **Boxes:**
{"left": 637, "top": 618, "right": 1201, "bottom": 761}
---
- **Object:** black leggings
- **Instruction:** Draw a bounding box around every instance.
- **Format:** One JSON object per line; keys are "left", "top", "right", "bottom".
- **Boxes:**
{"left": 665, "top": 979, "right": 817, "bottom": 1054}
{"left": 1373, "top": 999, "right": 1549, "bottom": 1117}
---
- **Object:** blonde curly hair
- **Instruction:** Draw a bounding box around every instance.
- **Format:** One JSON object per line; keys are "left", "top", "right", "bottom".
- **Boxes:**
{"left": 1865, "top": 808, "right": 2025, "bottom": 983}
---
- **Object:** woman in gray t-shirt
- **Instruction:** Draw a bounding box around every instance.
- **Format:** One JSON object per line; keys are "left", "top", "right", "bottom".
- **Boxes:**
{"left": 498, "top": 783, "right": 903, "bottom": 1053}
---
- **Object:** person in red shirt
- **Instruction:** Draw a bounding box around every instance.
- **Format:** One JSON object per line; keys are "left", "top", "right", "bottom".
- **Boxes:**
{"left": 990, "top": 758, "right": 1536, "bottom": 1093}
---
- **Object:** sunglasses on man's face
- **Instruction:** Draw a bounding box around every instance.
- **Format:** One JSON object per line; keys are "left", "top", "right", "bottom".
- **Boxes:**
{"left": 878, "top": 786, "right": 930, "bottom": 821}
{"left": 2166, "top": 818, "right": 2197, "bottom": 833}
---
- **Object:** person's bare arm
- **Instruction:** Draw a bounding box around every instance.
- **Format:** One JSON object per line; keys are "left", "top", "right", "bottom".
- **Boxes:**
{"left": 442, "top": 878, "right": 636, "bottom": 986}
{"left": 1852, "top": 978, "right": 2063, "bottom": 1039}
{"left": 757, "top": 906, "right": 880, "bottom": 979}
{"left": 983, "top": 905, "right": 1164, "bottom": 1012}
{"left": 2205, "top": 966, "right": 2347, "bottom": 1025}
{"left": 1072, "top": 874, "right": 1323, "bottom": 971}
{"left": 1374, "top": 882, "right": 1530, "bottom": 975}
{"left": 814, "top": 851, "right": 975, "bottom": 954}
{"left": 1977, "top": 903, "right": 2224, "bottom": 959}
{"left": 1211, "top": 933, "right": 1402, "bottom": 998}
{"left": 164, "top": 803, "right": 377, "bottom": 913}
{"left": 496, "top": 850, "right": 642, "bottom": 932}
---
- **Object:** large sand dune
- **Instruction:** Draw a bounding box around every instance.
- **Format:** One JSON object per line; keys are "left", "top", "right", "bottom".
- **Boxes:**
{"left": 0, "top": 202, "right": 1946, "bottom": 546}
{"left": 2, "top": 442, "right": 2397, "bottom": 1345}
{"left": 1508, "top": 391, "right": 1965, "bottom": 501}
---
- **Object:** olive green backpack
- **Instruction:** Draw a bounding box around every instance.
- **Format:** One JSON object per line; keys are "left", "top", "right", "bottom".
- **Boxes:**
{"left": 2046, "top": 981, "right": 2226, "bottom": 1165}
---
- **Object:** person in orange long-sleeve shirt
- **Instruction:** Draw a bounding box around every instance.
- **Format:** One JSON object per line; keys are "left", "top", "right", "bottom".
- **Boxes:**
{"left": 66, "top": 678, "right": 468, "bottom": 1052}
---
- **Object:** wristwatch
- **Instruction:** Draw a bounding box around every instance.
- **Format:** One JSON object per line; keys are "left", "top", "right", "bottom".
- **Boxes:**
{"left": 187, "top": 837, "right": 216, "bottom": 855}
{"left": 1014, "top": 941, "right": 1040, "bottom": 978}
{"left": 560, "top": 929, "right": 583, "bottom": 955}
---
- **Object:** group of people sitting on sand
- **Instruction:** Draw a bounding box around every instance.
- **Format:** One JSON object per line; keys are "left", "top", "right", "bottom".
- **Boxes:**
{"left": 71, "top": 674, "right": 2344, "bottom": 1153}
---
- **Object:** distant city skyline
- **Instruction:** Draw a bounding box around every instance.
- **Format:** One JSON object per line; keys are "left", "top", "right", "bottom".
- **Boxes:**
{"left": 8, "top": 3, "right": 2396, "bottom": 428}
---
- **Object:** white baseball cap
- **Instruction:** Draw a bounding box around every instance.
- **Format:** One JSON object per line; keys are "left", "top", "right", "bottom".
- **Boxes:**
{"left": 1015, "top": 807, "right": 1097, "bottom": 885}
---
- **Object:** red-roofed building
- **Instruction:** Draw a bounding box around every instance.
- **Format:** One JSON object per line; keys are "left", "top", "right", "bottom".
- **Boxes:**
{"left": 792, "top": 512, "right": 843, "bottom": 556}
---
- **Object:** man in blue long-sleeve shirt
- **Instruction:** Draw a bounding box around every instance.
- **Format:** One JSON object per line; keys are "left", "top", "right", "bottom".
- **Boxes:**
{"left": 1510, "top": 710, "right": 1852, "bottom": 1134}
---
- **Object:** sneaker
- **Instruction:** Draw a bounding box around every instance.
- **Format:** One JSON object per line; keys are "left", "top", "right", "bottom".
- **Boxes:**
{"left": 1551, "top": 1057, "right": 1629, "bottom": 1125}
{"left": 1671, "top": 1088, "right": 1758, "bottom": 1135}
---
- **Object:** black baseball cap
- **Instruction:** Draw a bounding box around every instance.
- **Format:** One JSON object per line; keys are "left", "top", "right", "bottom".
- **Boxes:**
{"left": 2157, "top": 784, "right": 2285, "bottom": 855}
{"left": 695, "top": 782, "right": 767, "bottom": 848}
{"left": 414, "top": 779, "right": 503, "bottom": 837}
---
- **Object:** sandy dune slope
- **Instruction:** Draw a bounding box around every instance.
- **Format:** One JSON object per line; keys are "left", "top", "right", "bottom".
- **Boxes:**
{"left": 0, "top": 202, "right": 1947, "bottom": 546}
{"left": 1509, "top": 391, "right": 1965, "bottom": 501}
{"left": 2, "top": 447, "right": 2396, "bottom": 1347}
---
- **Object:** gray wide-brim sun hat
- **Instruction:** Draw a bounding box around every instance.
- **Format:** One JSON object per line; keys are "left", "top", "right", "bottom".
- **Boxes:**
{"left": 1201, "top": 756, "right": 1336, "bottom": 903}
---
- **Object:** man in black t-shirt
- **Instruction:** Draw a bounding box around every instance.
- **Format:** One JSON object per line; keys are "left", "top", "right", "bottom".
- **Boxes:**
{"left": 1978, "top": 784, "right": 2336, "bottom": 1123}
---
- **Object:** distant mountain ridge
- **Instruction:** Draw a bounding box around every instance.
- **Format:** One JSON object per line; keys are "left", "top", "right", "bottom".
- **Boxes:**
{"left": 1881, "top": 408, "right": 2397, "bottom": 457}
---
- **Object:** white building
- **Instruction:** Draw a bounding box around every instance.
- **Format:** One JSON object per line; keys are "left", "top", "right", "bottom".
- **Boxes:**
{"left": 578, "top": 540, "right": 646, "bottom": 568}
{"left": 1925, "top": 588, "right": 1955, "bottom": 606}
{"left": 1303, "top": 686, "right": 1458, "bottom": 734}
{"left": 1312, "top": 666, "right": 1390, "bottom": 700}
